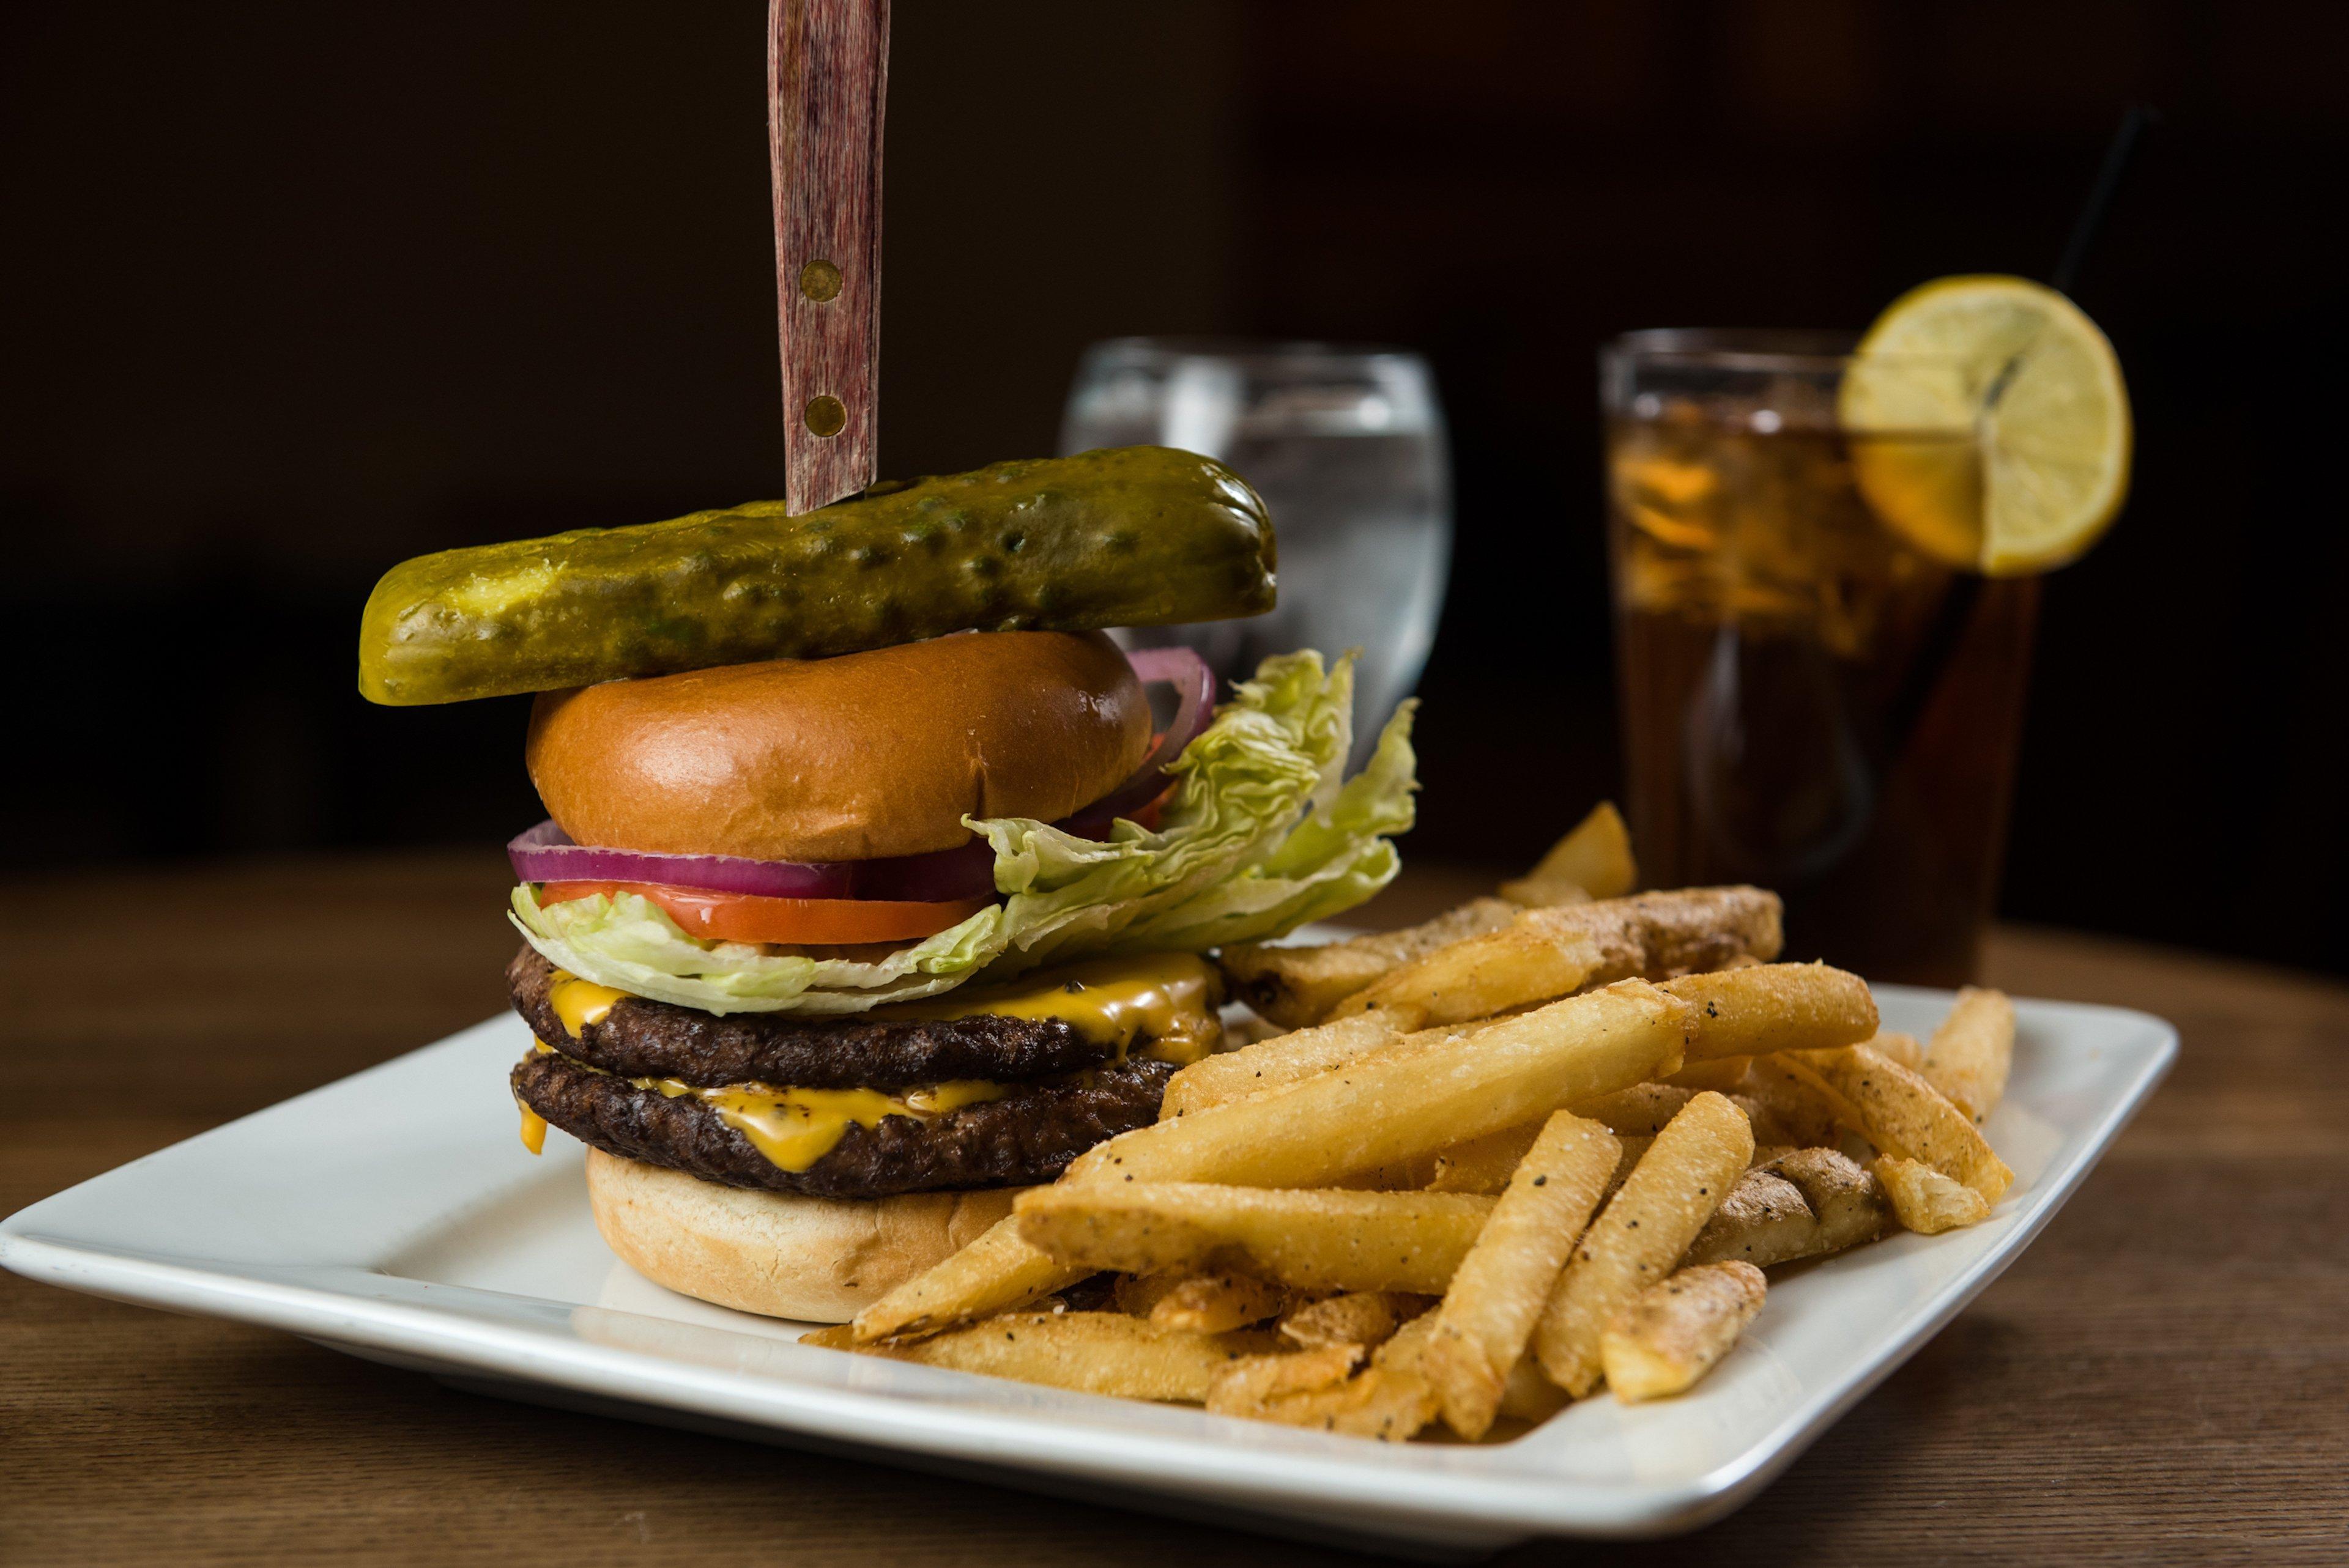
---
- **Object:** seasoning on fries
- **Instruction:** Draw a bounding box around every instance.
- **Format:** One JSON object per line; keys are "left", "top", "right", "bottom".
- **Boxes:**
{"left": 1600, "top": 1262, "right": 1767, "bottom": 1402}
{"left": 1534, "top": 1091, "right": 1754, "bottom": 1396}
{"left": 1663, "top": 962, "right": 1880, "bottom": 1060}
{"left": 1683, "top": 1148, "right": 1889, "bottom": 1268}
{"left": 1015, "top": 1185, "right": 1496, "bottom": 1295}
{"left": 1783, "top": 1045, "right": 2014, "bottom": 1202}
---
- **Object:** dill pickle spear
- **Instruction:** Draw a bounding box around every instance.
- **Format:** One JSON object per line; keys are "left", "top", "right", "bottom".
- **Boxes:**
{"left": 358, "top": 445, "right": 1274, "bottom": 704}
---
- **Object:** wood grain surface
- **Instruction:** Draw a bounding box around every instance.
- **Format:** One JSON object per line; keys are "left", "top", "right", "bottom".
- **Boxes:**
{"left": 770, "top": 0, "right": 887, "bottom": 514}
{"left": 4, "top": 854, "right": 2344, "bottom": 1566}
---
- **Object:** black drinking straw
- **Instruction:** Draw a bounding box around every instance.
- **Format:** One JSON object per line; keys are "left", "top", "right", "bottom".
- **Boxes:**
{"left": 1877, "top": 104, "right": 2156, "bottom": 758}
{"left": 2052, "top": 105, "right": 2158, "bottom": 296}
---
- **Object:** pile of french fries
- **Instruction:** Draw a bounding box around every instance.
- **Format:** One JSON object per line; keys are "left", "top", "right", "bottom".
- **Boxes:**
{"left": 804, "top": 804, "right": 2020, "bottom": 1441}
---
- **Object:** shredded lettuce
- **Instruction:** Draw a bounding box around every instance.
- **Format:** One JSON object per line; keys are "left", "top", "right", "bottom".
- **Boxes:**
{"left": 510, "top": 649, "right": 1416, "bottom": 1014}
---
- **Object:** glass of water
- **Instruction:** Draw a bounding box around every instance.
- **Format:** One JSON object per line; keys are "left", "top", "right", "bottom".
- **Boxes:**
{"left": 1059, "top": 339, "right": 1452, "bottom": 762}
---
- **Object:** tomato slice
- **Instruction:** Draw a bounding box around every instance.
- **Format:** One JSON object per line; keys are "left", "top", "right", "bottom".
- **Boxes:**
{"left": 538, "top": 881, "right": 995, "bottom": 945}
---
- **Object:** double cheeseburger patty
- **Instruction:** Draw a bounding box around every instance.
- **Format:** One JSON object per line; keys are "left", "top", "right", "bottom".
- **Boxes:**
{"left": 508, "top": 947, "right": 1182, "bottom": 1199}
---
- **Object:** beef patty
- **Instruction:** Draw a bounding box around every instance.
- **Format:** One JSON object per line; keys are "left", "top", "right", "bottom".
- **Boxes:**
{"left": 513, "top": 1048, "right": 1175, "bottom": 1199}
{"left": 508, "top": 945, "right": 1124, "bottom": 1090}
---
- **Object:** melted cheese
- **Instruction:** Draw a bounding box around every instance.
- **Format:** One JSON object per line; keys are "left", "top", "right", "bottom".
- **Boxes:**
{"left": 522, "top": 1033, "right": 1007, "bottom": 1173}
{"left": 874, "top": 952, "right": 1222, "bottom": 1065}
{"left": 902, "top": 1081, "right": 1009, "bottom": 1114}
{"left": 548, "top": 970, "right": 628, "bottom": 1036}
{"left": 648, "top": 1078, "right": 1008, "bottom": 1171}
{"left": 520, "top": 953, "right": 1217, "bottom": 1174}
{"left": 516, "top": 1100, "right": 549, "bottom": 1155}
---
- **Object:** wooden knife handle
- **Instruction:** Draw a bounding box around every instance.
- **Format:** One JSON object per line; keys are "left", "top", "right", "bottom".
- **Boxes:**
{"left": 769, "top": 0, "right": 889, "bottom": 516}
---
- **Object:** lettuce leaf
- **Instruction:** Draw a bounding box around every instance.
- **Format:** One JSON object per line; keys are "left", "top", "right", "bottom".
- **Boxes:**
{"left": 510, "top": 649, "right": 1416, "bottom": 1014}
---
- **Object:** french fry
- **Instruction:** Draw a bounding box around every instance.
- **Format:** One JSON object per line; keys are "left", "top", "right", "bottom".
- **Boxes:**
{"left": 850, "top": 1311, "right": 1280, "bottom": 1402}
{"left": 1576, "top": 1082, "right": 1698, "bottom": 1136}
{"left": 1604, "top": 1135, "right": 1657, "bottom": 1195}
{"left": 1534, "top": 1092, "right": 1754, "bottom": 1396}
{"left": 1783, "top": 1046, "right": 2014, "bottom": 1203}
{"left": 1835, "top": 1126, "right": 1882, "bottom": 1167}
{"left": 1679, "top": 1169, "right": 1816, "bottom": 1268}
{"left": 1498, "top": 1354, "right": 1572, "bottom": 1424}
{"left": 1679, "top": 1147, "right": 1891, "bottom": 1268}
{"left": 1600, "top": 1262, "right": 1767, "bottom": 1402}
{"left": 1874, "top": 1154, "right": 1993, "bottom": 1233}
{"left": 1662, "top": 963, "right": 1879, "bottom": 1061}
{"left": 1278, "top": 1292, "right": 1426, "bottom": 1350}
{"left": 1332, "top": 1315, "right": 1444, "bottom": 1440}
{"left": 1149, "top": 1271, "right": 1289, "bottom": 1333}
{"left": 1738, "top": 1056, "right": 1849, "bottom": 1147}
{"left": 1426, "top": 1124, "right": 1661, "bottom": 1199}
{"left": 1428, "top": 1122, "right": 1653, "bottom": 1192}
{"left": 1206, "top": 1344, "right": 1362, "bottom": 1413}
{"left": 871, "top": 983, "right": 1683, "bottom": 1341}
{"left": 1065, "top": 979, "right": 1690, "bottom": 1190}
{"left": 1423, "top": 1112, "right": 1620, "bottom": 1438}
{"left": 854, "top": 1213, "right": 1082, "bottom": 1343}
{"left": 1500, "top": 802, "right": 1638, "bottom": 906}
{"left": 1663, "top": 1055, "right": 1755, "bottom": 1093}
{"left": 1208, "top": 1318, "right": 1441, "bottom": 1440}
{"left": 1761, "top": 1147, "right": 1893, "bottom": 1254}
{"left": 1333, "top": 887, "right": 1784, "bottom": 1028}
{"left": 1865, "top": 1030, "right": 1926, "bottom": 1071}
{"left": 1497, "top": 875, "right": 1594, "bottom": 911}
{"left": 1367, "top": 1307, "right": 1439, "bottom": 1377}
{"left": 1226, "top": 1364, "right": 1438, "bottom": 1441}
{"left": 1427, "top": 1122, "right": 1546, "bottom": 1194}
{"left": 1111, "top": 1271, "right": 1186, "bottom": 1318}
{"left": 1330, "top": 923, "right": 1602, "bottom": 1028}
{"left": 1331, "top": 1151, "right": 1450, "bottom": 1193}
{"left": 1217, "top": 898, "right": 1520, "bottom": 1028}
{"left": 1923, "top": 987, "right": 2016, "bottom": 1122}
{"left": 1159, "top": 1011, "right": 1405, "bottom": 1120}
{"left": 1015, "top": 1185, "right": 1496, "bottom": 1294}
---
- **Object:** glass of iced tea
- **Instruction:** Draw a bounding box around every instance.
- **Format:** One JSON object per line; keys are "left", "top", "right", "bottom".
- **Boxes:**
{"left": 1602, "top": 330, "right": 2036, "bottom": 986}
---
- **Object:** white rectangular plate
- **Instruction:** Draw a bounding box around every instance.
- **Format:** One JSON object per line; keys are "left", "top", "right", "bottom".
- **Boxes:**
{"left": 3, "top": 983, "right": 2170, "bottom": 1555}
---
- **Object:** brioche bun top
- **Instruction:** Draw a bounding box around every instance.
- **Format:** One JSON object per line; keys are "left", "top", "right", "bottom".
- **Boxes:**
{"left": 527, "top": 630, "right": 1151, "bottom": 862}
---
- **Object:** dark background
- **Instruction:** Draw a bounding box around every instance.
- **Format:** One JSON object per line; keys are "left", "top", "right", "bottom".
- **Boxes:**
{"left": 4, "top": 1, "right": 2342, "bottom": 971}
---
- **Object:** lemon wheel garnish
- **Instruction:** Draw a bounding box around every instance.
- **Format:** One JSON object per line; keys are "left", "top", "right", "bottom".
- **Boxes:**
{"left": 1839, "top": 275, "right": 2131, "bottom": 575}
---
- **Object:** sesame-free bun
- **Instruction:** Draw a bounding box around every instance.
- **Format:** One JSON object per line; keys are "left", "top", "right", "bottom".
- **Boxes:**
{"left": 585, "top": 1148, "right": 1022, "bottom": 1323}
{"left": 527, "top": 630, "right": 1151, "bottom": 862}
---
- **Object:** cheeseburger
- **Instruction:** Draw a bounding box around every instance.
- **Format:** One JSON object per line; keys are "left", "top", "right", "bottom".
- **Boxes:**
{"left": 361, "top": 449, "right": 1416, "bottom": 1322}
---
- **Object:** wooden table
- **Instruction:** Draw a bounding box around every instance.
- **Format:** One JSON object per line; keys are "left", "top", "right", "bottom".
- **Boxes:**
{"left": 4, "top": 854, "right": 2343, "bottom": 1566}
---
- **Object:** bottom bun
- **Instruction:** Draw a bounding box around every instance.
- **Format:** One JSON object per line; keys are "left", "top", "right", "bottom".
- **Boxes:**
{"left": 585, "top": 1148, "right": 1023, "bottom": 1323}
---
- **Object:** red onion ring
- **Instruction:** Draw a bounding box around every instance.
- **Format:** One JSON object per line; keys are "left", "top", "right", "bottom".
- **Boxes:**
{"left": 1124, "top": 645, "right": 1217, "bottom": 782}
{"left": 508, "top": 646, "right": 1219, "bottom": 904}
